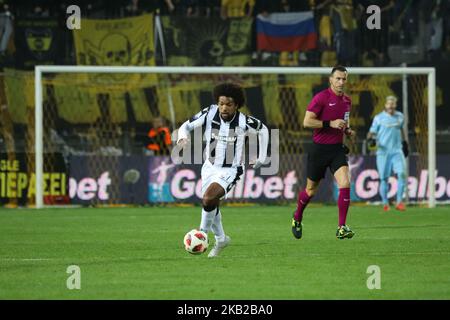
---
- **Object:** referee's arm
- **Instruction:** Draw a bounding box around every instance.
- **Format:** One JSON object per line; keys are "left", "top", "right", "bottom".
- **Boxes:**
{"left": 303, "top": 111, "right": 346, "bottom": 130}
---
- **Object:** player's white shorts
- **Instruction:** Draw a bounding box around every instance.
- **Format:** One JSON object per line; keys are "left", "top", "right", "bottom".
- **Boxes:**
{"left": 201, "top": 160, "right": 244, "bottom": 197}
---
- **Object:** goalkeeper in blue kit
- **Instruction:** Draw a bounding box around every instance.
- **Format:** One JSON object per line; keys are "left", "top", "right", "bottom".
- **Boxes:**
{"left": 367, "top": 96, "right": 409, "bottom": 211}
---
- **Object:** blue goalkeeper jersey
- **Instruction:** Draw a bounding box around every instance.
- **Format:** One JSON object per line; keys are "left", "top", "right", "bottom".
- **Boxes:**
{"left": 369, "top": 111, "right": 404, "bottom": 155}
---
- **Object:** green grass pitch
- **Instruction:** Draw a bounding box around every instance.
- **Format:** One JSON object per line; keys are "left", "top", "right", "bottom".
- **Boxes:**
{"left": 0, "top": 205, "right": 449, "bottom": 299}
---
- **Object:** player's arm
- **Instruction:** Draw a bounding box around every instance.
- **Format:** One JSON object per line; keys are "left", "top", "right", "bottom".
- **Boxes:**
{"left": 367, "top": 116, "right": 379, "bottom": 139}
{"left": 366, "top": 116, "right": 379, "bottom": 151}
{"left": 303, "top": 111, "right": 346, "bottom": 130}
{"left": 255, "top": 123, "right": 269, "bottom": 168}
{"left": 177, "top": 107, "right": 210, "bottom": 146}
{"left": 246, "top": 116, "right": 269, "bottom": 169}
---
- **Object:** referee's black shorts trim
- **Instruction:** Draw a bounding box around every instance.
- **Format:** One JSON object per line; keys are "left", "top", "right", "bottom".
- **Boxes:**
{"left": 307, "top": 142, "right": 349, "bottom": 182}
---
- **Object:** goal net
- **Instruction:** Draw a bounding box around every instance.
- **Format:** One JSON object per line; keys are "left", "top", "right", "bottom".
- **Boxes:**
{"left": 0, "top": 66, "right": 436, "bottom": 208}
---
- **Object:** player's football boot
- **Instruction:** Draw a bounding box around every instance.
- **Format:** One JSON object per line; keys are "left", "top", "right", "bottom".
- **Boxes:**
{"left": 395, "top": 202, "right": 406, "bottom": 211}
{"left": 383, "top": 204, "right": 390, "bottom": 212}
{"left": 336, "top": 225, "right": 355, "bottom": 239}
{"left": 208, "top": 235, "right": 231, "bottom": 258}
{"left": 291, "top": 216, "right": 303, "bottom": 239}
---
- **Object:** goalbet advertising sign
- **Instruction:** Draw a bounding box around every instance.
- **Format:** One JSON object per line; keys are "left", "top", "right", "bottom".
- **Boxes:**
{"left": 163, "top": 165, "right": 298, "bottom": 202}
{"left": 351, "top": 155, "right": 450, "bottom": 203}
{"left": 2, "top": 155, "right": 450, "bottom": 206}
{"left": 149, "top": 154, "right": 450, "bottom": 204}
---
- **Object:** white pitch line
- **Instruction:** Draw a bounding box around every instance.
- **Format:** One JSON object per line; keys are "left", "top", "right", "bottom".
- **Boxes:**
{"left": 0, "top": 258, "right": 53, "bottom": 262}
{"left": 1, "top": 251, "right": 449, "bottom": 263}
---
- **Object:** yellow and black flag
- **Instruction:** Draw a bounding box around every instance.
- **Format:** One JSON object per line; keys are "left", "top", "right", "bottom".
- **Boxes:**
{"left": 66, "top": 14, "right": 158, "bottom": 125}
{"left": 161, "top": 16, "right": 252, "bottom": 66}
{"left": 73, "top": 14, "right": 155, "bottom": 67}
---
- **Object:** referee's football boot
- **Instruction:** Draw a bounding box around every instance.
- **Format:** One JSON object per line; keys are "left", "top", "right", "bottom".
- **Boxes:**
{"left": 336, "top": 225, "right": 355, "bottom": 239}
{"left": 291, "top": 214, "right": 303, "bottom": 239}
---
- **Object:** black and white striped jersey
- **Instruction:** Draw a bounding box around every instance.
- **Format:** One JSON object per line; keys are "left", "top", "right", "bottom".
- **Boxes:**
{"left": 177, "top": 105, "right": 269, "bottom": 168}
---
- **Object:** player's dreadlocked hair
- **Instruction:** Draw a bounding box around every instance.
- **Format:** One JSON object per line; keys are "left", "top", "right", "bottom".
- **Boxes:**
{"left": 213, "top": 82, "right": 246, "bottom": 109}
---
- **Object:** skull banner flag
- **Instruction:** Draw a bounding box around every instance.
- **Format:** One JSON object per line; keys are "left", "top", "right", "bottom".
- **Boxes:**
{"left": 161, "top": 16, "right": 252, "bottom": 66}
{"left": 59, "top": 13, "right": 159, "bottom": 137}
{"left": 73, "top": 14, "right": 155, "bottom": 67}
{"left": 14, "top": 17, "right": 66, "bottom": 69}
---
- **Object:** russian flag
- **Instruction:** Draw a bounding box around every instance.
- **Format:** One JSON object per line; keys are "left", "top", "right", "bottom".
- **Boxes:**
{"left": 257, "top": 11, "right": 318, "bottom": 52}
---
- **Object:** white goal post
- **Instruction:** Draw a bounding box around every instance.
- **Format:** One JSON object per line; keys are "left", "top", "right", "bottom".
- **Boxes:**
{"left": 34, "top": 66, "right": 436, "bottom": 208}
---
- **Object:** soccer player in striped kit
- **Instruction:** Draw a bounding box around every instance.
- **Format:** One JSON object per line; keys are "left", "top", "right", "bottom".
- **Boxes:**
{"left": 292, "top": 65, "right": 356, "bottom": 240}
{"left": 177, "top": 83, "right": 269, "bottom": 257}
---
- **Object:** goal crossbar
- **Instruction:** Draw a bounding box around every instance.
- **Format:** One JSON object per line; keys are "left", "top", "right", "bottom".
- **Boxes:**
{"left": 34, "top": 66, "right": 436, "bottom": 208}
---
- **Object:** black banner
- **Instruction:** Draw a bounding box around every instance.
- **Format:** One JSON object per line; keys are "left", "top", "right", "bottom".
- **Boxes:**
{"left": 161, "top": 16, "right": 253, "bottom": 66}
{"left": 14, "top": 17, "right": 66, "bottom": 69}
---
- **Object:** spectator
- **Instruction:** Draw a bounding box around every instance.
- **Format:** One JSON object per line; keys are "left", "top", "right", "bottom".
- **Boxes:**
{"left": 313, "top": 0, "right": 337, "bottom": 66}
{"left": 31, "top": 5, "right": 49, "bottom": 17}
{"left": 444, "top": 7, "right": 450, "bottom": 62}
{"left": 330, "top": 0, "right": 358, "bottom": 65}
{"left": 444, "top": 34, "right": 450, "bottom": 63}
{"left": 125, "top": 0, "right": 142, "bottom": 16}
{"left": 0, "top": 3, "right": 12, "bottom": 55}
{"left": 220, "top": 0, "right": 254, "bottom": 19}
{"left": 355, "top": 0, "right": 395, "bottom": 67}
{"left": 279, "top": 0, "right": 312, "bottom": 12}
{"left": 423, "top": 0, "right": 446, "bottom": 61}
{"left": 125, "top": 0, "right": 175, "bottom": 16}
{"left": 146, "top": 117, "right": 172, "bottom": 156}
{"left": 159, "top": 0, "right": 176, "bottom": 14}
{"left": 254, "top": 0, "right": 273, "bottom": 16}
{"left": 83, "top": 1, "right": 112, "bottom": 18}
{"left": 388, "top": 0, "right": 418, "bottom": 46}
{"left": 171, "top": 0, "right": 198, "bottom": 17}
{"left": 197, "top": 0, "right": 221, "bottom": 17}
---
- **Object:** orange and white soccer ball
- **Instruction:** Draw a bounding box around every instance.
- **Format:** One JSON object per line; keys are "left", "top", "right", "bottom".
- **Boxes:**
{"left": 183, "top": 229, "right": 209, "bottom": 254}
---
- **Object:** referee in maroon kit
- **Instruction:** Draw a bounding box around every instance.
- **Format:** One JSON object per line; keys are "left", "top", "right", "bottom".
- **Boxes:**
{"left": 292, "top": 65, "right": 356, "bottom": 240}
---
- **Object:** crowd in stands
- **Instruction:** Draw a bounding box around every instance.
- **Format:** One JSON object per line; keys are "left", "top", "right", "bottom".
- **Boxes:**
{"left": 0, "top": 0, "right": 448, "bottom": 67}
{"left": 0, "top": 1, "right": 449, "bottom": 157}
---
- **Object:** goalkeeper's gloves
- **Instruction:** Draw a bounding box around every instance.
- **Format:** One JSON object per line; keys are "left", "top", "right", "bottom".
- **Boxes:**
{"left": 367, "top": 138, "right": 377, "bottom": 151}
{"left": 402, "top": 140, "right": 409, "bottom": 158}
